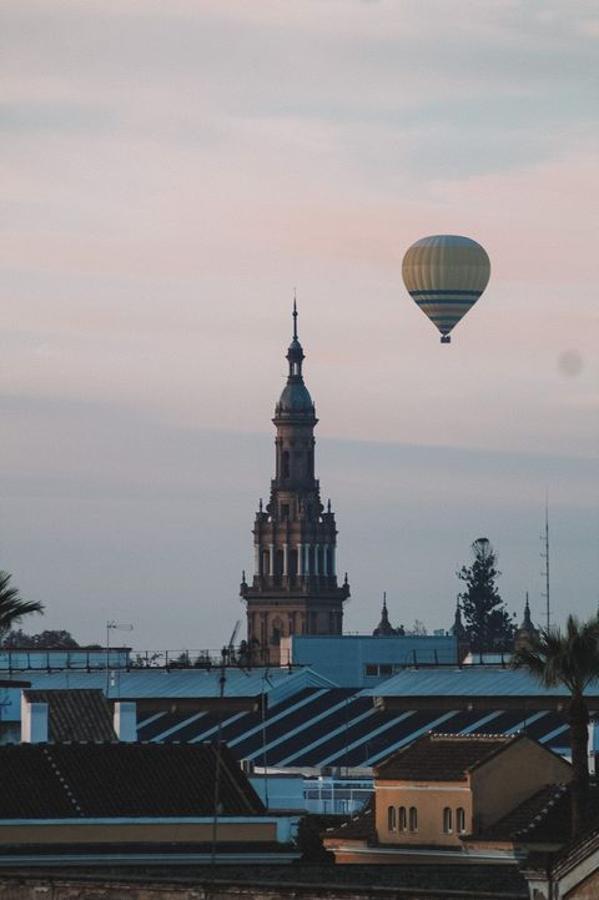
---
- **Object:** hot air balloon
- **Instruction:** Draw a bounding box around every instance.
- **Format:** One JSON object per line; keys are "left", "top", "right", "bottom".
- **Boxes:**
{"left": 402, "top": 235, "right": 490, "bottom": 343}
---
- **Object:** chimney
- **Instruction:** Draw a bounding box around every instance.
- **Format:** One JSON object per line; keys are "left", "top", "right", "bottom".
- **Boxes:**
{"left": 21, "top": 693, "right": 48, "bottom": 743}
{"left": 113, "top": 701, "right": 137, "bottom": 742}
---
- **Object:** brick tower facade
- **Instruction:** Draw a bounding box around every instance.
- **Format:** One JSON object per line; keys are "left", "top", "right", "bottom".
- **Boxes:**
{"left": 240, "top": 304, "right": 350, "bottom": 663}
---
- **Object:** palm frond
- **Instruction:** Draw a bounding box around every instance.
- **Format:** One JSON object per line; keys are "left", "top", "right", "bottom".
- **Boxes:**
{"left": 512, "top": 614, "right": 599, "bottom": 694}
{"left": 0, "top": 571, "right": 44, "bottom": 635}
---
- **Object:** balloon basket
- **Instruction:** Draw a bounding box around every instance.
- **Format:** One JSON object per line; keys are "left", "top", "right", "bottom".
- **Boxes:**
{"left": 440, "top": 335, "right": 451, "bottom": 344}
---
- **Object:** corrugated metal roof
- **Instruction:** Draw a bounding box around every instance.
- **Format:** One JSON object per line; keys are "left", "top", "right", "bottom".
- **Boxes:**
{"left": 5, "top": 666, "right": 334, "bottom": 701}
{"left": 368, "top": 667, "right": 599, "bottom": 698}
{"left": 136, "top": 687, "right": 573, "bottom": 769}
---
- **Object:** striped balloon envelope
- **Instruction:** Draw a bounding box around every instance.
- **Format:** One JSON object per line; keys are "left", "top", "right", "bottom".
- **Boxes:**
{"left": 402, "top": 235, "right": 491, "bottom": 343}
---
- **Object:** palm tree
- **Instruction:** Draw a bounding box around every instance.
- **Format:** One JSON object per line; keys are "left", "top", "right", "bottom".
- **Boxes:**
{"left": 0, "top": 570, "right": 44, "bottom": 640}
{"left": 512, "top": 615, "right": 599, "bottom": 837}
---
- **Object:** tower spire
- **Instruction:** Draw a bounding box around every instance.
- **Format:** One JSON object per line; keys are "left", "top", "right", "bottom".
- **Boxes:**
{"left": 293, "top": 292, "right": 298, "bottom": 341}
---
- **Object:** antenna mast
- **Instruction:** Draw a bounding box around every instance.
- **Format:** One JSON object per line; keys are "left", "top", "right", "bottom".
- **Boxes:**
{"left": 540, "top": 498, "right": 551, "bottom": 631}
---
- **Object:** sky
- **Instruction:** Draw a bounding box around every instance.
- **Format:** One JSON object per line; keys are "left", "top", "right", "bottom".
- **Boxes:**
{"left": 1, "top": 0, "right": 598, "bottom": 651}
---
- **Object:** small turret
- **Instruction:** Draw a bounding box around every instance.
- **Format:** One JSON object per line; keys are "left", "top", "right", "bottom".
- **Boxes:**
{"left": 514, "top": 592, "right": 538, "bottom": 650}
{"left": 373, "top": 592, "right": 396, "bottom": 637}
{"left": 452, "top": 597, "right": 465, "bottom": 641}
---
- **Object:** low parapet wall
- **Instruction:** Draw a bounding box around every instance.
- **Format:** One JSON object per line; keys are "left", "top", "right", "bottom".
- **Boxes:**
{"left": 0, "top": 865, "right": 528, "bottom": 900}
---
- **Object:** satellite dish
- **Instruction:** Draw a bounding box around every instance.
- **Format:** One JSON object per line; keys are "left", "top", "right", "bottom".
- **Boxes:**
{"left": 402, "top": 235, "right": 491, "bottom": 343}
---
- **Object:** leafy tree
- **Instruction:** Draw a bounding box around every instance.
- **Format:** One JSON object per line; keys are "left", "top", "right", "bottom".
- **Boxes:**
{"left": 457, "top": 538, "right": 515, "bottom": 652}
{"left": 512, "top": 615, "right": 599, "bottom": 837}
{"left": 0, "top": 571, "right": 44, "bottom": 640}
{"left": 2, "top": 628, "right": 79, "bottom": 649}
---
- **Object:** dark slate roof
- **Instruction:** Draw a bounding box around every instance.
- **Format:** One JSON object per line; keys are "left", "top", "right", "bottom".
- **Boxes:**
{"left": 323, "top": 799, "right": 375, "bottom": 842}
{"left": 0, "top": 742, "right": 264, "bottom": 819}
{"left": 24, "top": 690, "right": 115, "bottom": 742}
{"left": 375, "top": 732, "right": 517, "bottom": 781}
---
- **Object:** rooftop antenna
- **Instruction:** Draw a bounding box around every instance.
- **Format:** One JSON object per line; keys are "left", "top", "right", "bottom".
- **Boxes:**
{"left": 105, "top": 621, "right": 133, "bottom": 695}
{"left": 540, "top": 495, "right": 551, "bottom": 631}
{"left": 211, "top": 620, "right": 239, "bottom": 870}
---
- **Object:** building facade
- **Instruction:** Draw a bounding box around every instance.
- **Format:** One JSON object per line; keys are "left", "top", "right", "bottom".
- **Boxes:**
{"left": 240, "top": 305, "right": 349, "bottom": 663}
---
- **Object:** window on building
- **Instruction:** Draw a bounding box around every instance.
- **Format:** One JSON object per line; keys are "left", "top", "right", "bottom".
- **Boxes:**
{"left": 380, "top": 664, "right": 393, "bottom": 676}
{"left": 365, "top": 664, "right": 378, "bottom": 677}
{"left": 443, "top": 807, "right": 453, "bottom": 834}
{"left": 409, "top": 807, "right": 418, "bottom": 832}
{"left": 280, "top": 503, "right": 290, "bottom": 519}
{"left": 387, "top": 805, "right": 397, "bottom": 832}
{"left": 282, "top": 451, "right": 290, "bottom": 479}
{"left": 270, "top": 617, "right": 283, "bottom": 646}
{"left": 456, "top": 807, "right": 466, "bottom": 834}
{"left": 398, "top": 806, "right": 407, "bottom": 832}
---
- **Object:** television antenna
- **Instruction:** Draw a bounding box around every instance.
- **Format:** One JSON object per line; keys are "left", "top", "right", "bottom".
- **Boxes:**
{"left": 540, "top": 498, "right": 551, "bottom": 631}
{"left": 105, "top": 620, "right": 133, "bottom": 694}
{"left": 211, "top": 620, "right": 240, "bottom": 870}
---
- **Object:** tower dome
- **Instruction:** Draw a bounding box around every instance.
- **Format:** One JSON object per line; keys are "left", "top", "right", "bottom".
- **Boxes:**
{"left": 274, "top": 300, "right": 316, "bottom": 419}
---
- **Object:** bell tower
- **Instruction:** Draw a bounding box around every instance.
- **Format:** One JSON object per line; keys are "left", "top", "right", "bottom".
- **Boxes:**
{"left": 240, "top": 303, "right": 350, "bottom": 663}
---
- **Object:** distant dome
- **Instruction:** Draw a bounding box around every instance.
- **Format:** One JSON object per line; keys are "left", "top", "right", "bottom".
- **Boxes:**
{"left": 277, "top": 381, "right": 314, "bottom": 414}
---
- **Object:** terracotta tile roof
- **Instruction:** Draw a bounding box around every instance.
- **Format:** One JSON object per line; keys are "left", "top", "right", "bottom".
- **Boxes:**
{"left": 0, "top": 742, "right": 264, "bottom": 819}
{"left": 551, "top": 811, "right": 599, "bottom": 877}
{"left": 24, "top": 690, "right": 115, "bottom": 742}
{"left": 375, "top": 732, "right": 517, "bottom": 781}
{"left": 471, "top": 785, "right": 599, "bottom": 846}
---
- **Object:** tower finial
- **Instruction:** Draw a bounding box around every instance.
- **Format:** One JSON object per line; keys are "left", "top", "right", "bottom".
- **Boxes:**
{"left": 292, "top": 291, "right": 298, "bottom": 341}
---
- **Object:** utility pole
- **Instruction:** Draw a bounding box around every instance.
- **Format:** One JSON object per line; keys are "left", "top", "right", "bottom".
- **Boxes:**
{"left": 540, "top": 498, "right": 551, "bottom": 631}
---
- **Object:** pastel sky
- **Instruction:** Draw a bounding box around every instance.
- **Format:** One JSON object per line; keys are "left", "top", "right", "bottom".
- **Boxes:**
{"left": 1, "top": 0, "right": 598, "bottom": 650}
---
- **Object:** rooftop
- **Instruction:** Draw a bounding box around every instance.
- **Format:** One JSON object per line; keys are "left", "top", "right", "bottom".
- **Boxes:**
{"left": 24, "top": 689, "right": 115, "bottom": 742}
{"left": 470, "top": 784, "right": 599, "bottom": 847}
{"left": 370, "top": 667, "right": 599, "bottom": 698}
{"left": 375, "top": 732, "right": 517, "bottom": 781}
{"left": 0, "top": 742, "right": 264, "bottom": 820}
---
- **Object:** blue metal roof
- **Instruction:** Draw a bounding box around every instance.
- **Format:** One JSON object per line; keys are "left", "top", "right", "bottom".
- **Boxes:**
{"left": 368, "top": 667, "right": 599, "bottom": 698}
{"left": 135, "top": 686, "right": 574, "bottom": 768}
{"left": 0, "top": 667, "right": 335, "bottom": 720}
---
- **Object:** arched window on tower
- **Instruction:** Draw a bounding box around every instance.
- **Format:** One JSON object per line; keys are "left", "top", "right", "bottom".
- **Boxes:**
{"left": 282, "top": 450, "right": 290, "bottom": 479}
{"left": 275, "top": 549, "right": 284, "bottom": 578}
{"left": 271, "top": 617, "right": 284, "bottom": 646}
